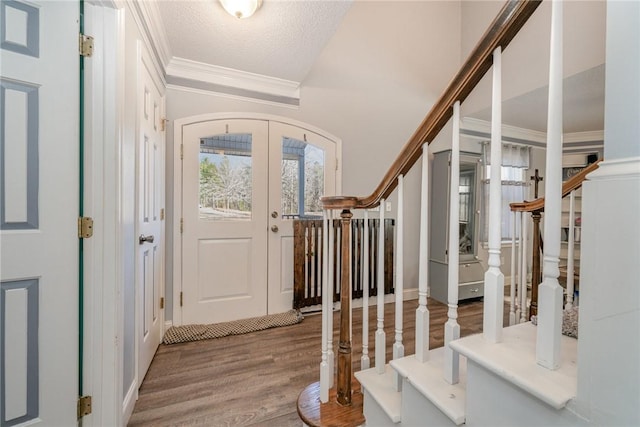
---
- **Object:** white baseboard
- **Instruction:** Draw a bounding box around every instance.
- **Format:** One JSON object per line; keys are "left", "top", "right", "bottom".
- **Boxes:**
{"left": 122, "top": 380, "right": 137, "bottom": 426}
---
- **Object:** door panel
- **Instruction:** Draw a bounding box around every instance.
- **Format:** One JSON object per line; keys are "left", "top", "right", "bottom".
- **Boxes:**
{"left": 137, "top": 44, "right": 164, "bottom": 384}
{"left": 267, "top": 122, "right": 336, "bottom": 314}
{"left": 0, "top": 1, "right": 78, "bottom": 424}
{"left": 182, "top": 120, "right": 269, "bottom": 324}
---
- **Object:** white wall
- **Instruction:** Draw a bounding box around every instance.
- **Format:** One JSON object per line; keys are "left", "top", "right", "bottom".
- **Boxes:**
{"left": 576, "top": 2, "right": 640, "bottom": 425}
{"left": 165, "top": 1, "right": 463, "bottom": 318}
{"left": 461, "top": 0, "right": 606, "bottom": 119}
{"left": 603, "top": 0, "right": 640, "bottom": 160}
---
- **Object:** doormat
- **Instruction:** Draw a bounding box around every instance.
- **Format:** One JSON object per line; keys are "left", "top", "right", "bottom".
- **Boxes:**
{"left": 162, "top": 309, "right": 304, "bottom": 345}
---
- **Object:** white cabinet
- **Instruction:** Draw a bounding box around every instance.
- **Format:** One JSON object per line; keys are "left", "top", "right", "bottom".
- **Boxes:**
{"left": 429, "top": 150, "right": 484, "bottom": 304}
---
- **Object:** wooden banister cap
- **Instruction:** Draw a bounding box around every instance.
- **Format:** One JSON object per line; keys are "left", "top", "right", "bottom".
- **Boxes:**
{"left": 321, "top": 196, "right": 359, "bottom": 210}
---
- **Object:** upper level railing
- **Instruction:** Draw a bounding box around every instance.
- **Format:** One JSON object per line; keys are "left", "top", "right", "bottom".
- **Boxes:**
{"left": 508, "top": 160, "right": 600, "bottom": 321}
{"left": 322, "top": 0, "right": 543, "bottom": 211}
{"left": 510, "top": 160, "right": 601, "bottom": 212}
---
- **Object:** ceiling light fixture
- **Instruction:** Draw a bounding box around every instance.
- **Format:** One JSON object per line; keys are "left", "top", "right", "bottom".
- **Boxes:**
{"left": 219, "top": 0, "right": 262, "bottom": 19}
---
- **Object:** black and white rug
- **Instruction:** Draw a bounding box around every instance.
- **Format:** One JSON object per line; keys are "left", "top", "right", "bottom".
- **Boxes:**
{"left": 163, "top": 309, "right": 304, "bottom": 345}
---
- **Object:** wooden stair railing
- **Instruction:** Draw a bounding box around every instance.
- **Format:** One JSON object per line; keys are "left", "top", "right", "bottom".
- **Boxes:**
{"left": 322, "top": 0, "right": 542, "bottom": 212}
{"left": 509, "top": 160, "right": 600, "bottom": 319}
{"left": 300, "top": 0, "right": 544, "bottom": 422}
{"left": 292, "top": 218, "right": 395, "bottom": 310}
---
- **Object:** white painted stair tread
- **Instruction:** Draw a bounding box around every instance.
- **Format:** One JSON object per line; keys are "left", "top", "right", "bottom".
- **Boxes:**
{"left": 355, "top": 365, "right": 402, "bottom": 423}
{"left": 390, "top": 348, "right": 467, "bottom": 425}
{"left": 449, "top": 322, "right": 577, "bottom": 409}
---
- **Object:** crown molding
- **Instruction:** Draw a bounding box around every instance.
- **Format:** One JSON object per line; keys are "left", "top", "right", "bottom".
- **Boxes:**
{"left": 563, "top": 130, "right": 604, "bottom": 144}
{"left": 461, "top": 117, "right": 547, "bottom": 146}
{"left": 125, "top": 0, "right": 171, "bottom": 83}
{"left": 166, "top": 83, "right": 299, "bottom": 110}
{"left": 166, "top": 57, "right": 301, "bottom": 102}
{"left": 461, "top": 117, "right": 604, "bottom": 151}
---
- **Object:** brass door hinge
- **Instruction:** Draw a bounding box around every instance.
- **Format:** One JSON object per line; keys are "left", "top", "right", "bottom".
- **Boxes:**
{"left": 180, "top": 144, "right": 184, "bottom": 160}
{"left": 180, "top": 218, "right": 184, "bottom": 233}
{"left": 160, "top": 208, "right": 165, "bottom": 220}
{"left": 160, "top": 118, "right": 168, "bottom": 132}
{"left": 78, "top": 217, "right": 94, "bottom": 238}
{"left": 77, "top": 395, "right": 92, "bottom": 419}
{"left": 160, "top": 297, "right": 165, "bottom": 309}
{"left": 180, "top": 292, "right": 183, "bottom": 307}
{"left": 79, "top": 34, "right": 94, "bottom": 57}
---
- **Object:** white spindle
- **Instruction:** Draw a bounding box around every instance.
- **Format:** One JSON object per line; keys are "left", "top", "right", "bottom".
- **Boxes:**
{"left": 565, "top": 190, "right": 576, "bottom": 309}
{"left": 515, "top": 212, "right": 523, "bottom": 321}
{"left": 520, "top": 212, "right": 529, "bottom": 323}
{"left": 327, "top": 209, "right": 335, "bottom": 386}
{"left": 484, "top": 46, "right": 505, "bottom": 343}
{"left": 320, "top": 210, "right": 330, "bottom": 403}
{"left": 362, "top": 211, "right": 370, "bottom": 369}
{"left": 375, "top": 198, "right": 386, "bottom": 374}
{"left": 509, "top": 211, "right": 517, "bottom": 326}
{"left": 444, "top": 101, "right": 461, "bottom": 385}
{"left": 537, "top": 0, "right": 564, "bottom": 370}
{"left": 393, "top": 175, "right": 405, "bottom": 390}
{"left": 416, "top": 144, "right": 430, "bottom": 363}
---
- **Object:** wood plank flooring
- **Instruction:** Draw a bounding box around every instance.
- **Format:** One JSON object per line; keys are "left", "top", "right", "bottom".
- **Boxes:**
{"left": 128, "top": 298, "right": 496, "bottom": 427}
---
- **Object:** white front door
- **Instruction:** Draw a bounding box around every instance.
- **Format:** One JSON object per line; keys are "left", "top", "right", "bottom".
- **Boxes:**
{"left": 180, "top": 118, "right": 337, "bottom": 325}
{"left": 136, "top": 44, "right": 165, "bottom": 383}
{"left": 182, "top": 119, "right": 269, "bottom": 325}
{"left": 1, "top": 1, "right": 79, "bottom": 425}
{"left": 267, "top": 122, "right": 336, "bottom": 314}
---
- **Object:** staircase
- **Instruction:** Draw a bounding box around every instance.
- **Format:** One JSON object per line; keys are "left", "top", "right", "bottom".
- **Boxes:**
{"left": 298, "top": 0, "right": 597, "bottom": 425}
{"left": 357, "top": 322, "right": 580, "bottom": 426}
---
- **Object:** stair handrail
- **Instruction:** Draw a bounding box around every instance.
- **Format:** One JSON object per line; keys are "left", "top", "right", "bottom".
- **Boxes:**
{"left": 509, "top": 160, "right": 601, "bottom": 212}
{"left": 322, "top": 0, "right": 542, "bottom": 211}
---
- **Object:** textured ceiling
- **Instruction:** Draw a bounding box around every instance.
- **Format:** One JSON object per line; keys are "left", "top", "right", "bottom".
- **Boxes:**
{"left": 156, "top": 0, "right": 353, "bottom": 83}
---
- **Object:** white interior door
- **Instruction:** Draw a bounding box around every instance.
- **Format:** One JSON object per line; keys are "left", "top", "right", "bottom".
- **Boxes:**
{"left": 136, "top": 44, "right": 165, "bottom": 384}
{"left": 181, "top": 119, "right": 269, "bottom": 325}
{"left": 0, "top": 1, "right": 79, "bottom": 425}
{"left": 267, "top": 122, "right": 337, "bottom": 314}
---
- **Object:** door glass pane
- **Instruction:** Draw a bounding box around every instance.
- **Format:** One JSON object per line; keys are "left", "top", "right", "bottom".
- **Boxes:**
{"left": 459, "top": 165, "right": 476, "bottom": 257}
{"left": 199, "top": 133, "right": 252, "bottom": 221}
{"left": 281, "top": 137, "right": 324, "bottom": 219}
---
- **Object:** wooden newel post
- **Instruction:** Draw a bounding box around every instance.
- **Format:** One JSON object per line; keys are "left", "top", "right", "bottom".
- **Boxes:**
{"left": 529, "top": 210, "right": 542, "bottom": 319}
{"left": 529, "top": 169, "right": 543, "bottom": 320}
{"left": 337, "top": 209, "right": 353, "bottom": 406}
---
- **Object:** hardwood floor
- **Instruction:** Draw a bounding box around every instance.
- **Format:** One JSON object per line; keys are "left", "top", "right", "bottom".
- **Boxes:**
{"left": 128, "top": 298, "right": 494, "bottom": 427}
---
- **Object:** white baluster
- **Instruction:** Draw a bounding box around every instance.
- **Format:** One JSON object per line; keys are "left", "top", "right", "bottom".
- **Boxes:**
{"left": 565, "top": 190, "right": 575, "bottom": 309}
{"left": 515, "top": 212, "right": 523, "bottom": 321}
{"left": 484, "top": 46, "right": 505, "bottom": 343}
{"left": 327, "top": 209, "right": 335, "bottom": 386}
{"left": 375, "top": 198, "right": 386, "bottom": 374}
{"left": 416, "top": 144, "right": 430, "bottom": 363}
{"left": 509, "top": 211, "right": 517, "bottom": 326}
{"left": 537, "top": 0, "right": 564, "bottom": 370}
{"left": 444, "top": 101, "right": 461, "bottom": 385}
{"left": 362, "top": 211, "right": 370, "bottom": 369}
{"left": 520, "top": 212, "right": 529, "bottom": 323}
{"left": 393, "top": 175, "right": 405, "bottom": 391}
{"left": 320, "top": 210, "right": 330, "bottom": 403}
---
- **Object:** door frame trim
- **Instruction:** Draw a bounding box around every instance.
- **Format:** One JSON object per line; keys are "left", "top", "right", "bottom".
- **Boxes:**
{"left": 172, "top": 113, "right": 343, "bottom": 325}
{"left": 83, "top": 3, "right": 124, "bottom": 426}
